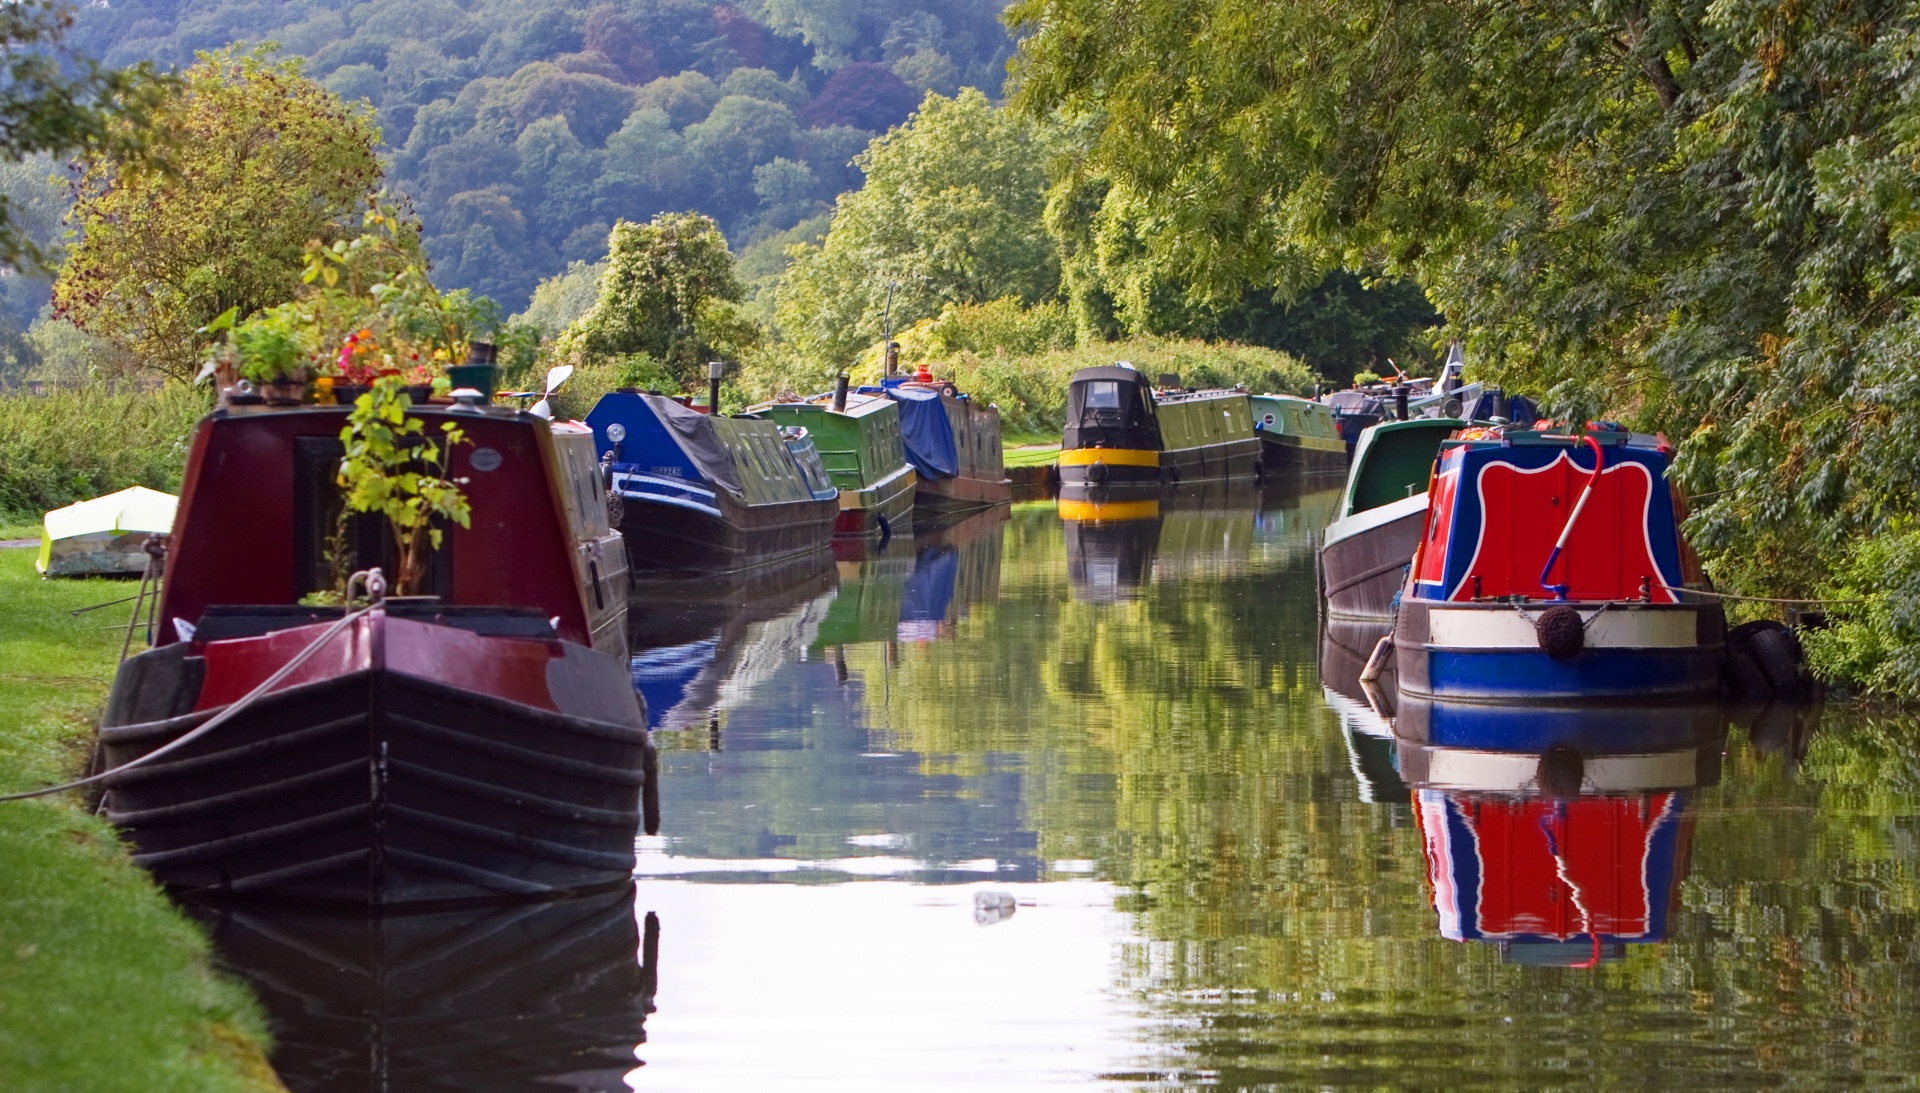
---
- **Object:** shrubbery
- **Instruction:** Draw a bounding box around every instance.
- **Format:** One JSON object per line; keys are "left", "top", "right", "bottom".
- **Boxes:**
{"left": 0, "top": 385, "right": 210, "bottom": 521}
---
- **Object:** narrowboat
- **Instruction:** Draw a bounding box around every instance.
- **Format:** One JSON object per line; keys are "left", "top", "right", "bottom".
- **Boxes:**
{"left": 1319, "top": 417, "right": 1466, "bottom": 620}
{"left": 1393, "top": 426, "right": 1726, "bottom": 702}
{"left": 879, "top": 375, "right": 1011, "bottom": 519}
{"left": 1056, "top": 365, "right": 1263, "bottom": 492}
{"left": 98, "top": 400, "right": 654, "bottom": 906}
{"left": 588, "top": 391, "right": 841, "bottom": 576}
{"left": 751, "top": 386, "right": 917, "bottom": 542}
{"left": 1248, "top": 394, "right": 1347, "bottom": 476}
{"left": 1399, "top": 704, "right": 1724, "bottom": 964}
{"left": 192, "top": 884, "right": 656, "bottom": 1090}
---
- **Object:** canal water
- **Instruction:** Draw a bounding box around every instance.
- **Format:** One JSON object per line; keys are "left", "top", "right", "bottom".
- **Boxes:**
{"left": 206, "top": 484, "right": 1920, "bottom": 1090}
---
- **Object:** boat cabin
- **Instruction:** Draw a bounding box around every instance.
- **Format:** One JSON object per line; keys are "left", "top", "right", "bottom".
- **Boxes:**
{"left": 1409, "top": 428, "right": 1691, "bottom": 604}
{"left": 1063, "top": 366, "right": 1160, "bottom": 452}
{"left": 157, "top": 404, "right": 627, "bottom": 656}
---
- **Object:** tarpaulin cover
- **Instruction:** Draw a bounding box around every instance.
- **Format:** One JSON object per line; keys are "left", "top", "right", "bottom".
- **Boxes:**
{"left": 887, "top": 386, "right": 958, "bottom": 480}
{"left": 645, "top": 394, "right": 744, "bottom": 494}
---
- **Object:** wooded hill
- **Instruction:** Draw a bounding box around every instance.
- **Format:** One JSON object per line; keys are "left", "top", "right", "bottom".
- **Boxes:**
{"left": 65, "top": 0, "right": 1018, "bottom": 312}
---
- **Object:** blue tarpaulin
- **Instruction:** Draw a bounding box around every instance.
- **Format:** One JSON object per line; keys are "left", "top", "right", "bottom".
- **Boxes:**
{"left": 886, "top": 386, "right": 958, "bottom": 480}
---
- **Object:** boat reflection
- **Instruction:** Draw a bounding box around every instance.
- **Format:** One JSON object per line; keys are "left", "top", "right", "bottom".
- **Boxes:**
{"left": 1059, "top": 482, "right": 1267, "bottom": 601}
{"left": 628, "top": 552, "right": 838, "bottom": 730}
{"left": 1393, "top": 699, "right": 1727, "bottom": 965}
{"left": 193, "top": 885, "right": 657, "bottom": 1091}
{"left": 1319, "top": 618, "right": 1406, "bottom": 803}
{"left": 813, "top": 506, "right": 1008, "bottom": 649}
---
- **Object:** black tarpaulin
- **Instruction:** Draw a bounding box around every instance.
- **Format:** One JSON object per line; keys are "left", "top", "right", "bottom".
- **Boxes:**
{"left": 644, "top": 394, "right": 743, "bottom": 495}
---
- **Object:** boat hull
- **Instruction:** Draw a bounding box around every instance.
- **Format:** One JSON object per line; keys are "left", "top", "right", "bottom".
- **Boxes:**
{"left": 100, "top": 614, "right": 653, "bottom": 907}
{"left": 1392, "top": 599, "right": 1727, "bottom": 703}
{"left": 618, "top": 489, "right": 837, "bottom": 576}
{"left": 1320, "top": 494, "right": 1427, "bottom": 621}
{"left": 1057, "top": 437, "right": 1267, "bottom": 490}
{"left": 833, "top": 464, "right": 917, "bottom": 541}
{"left": 914, "top": 472, "right": 1012, "bottom": 519}
{"left": 1258, "top": 432, "right": 1348, "bottom": 477}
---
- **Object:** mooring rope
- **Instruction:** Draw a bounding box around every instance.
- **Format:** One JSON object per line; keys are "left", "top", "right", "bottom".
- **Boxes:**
{"left": 1661, "top": 583, "right": 1865, "bottom": 607}
{"left": 0, "top": 570, "right": 385, "bottom": 804}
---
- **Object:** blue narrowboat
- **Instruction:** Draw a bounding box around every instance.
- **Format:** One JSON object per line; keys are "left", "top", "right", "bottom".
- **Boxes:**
{"left": 588, "top": 392, "right": 841, "bottom": 576}
{"left": 1392, "top": 425, "right": 1725, "bottom": 702}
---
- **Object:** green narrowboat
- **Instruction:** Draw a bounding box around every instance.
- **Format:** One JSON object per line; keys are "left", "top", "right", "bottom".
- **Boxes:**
{"left": 752, "top": 391, "right": 918, "bottom": 542}
{"left": 1249, "top": 394, "right": 1347, "bottom": 476}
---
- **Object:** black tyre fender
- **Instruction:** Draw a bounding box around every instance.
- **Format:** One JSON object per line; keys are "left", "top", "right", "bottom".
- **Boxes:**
{"left": 1166, "top": 463, "right": 1182, "bottom": 484}
{"left": 1726, "top": 619, "right": 1789, "bottom": 652}
{"left": 1252, "top": 460, "right": 1266, "bottom": 483}
{"left": 875, "top": 514, "right": 893, "bottom": 545}
{"left": 1723, "top": 648, "right": 1773, "bottom": 703}
{"left": 1085, "top": 460, "right": 1109, "bottom": 484}
{"left": 1748, "top": 627, "right": 1805, "bottom": 697}
{"left": 641, "top": 737, "right": 661, "bottom": 836}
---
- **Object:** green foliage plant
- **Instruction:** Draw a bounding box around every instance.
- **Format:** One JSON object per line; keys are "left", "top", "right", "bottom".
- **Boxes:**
{"left": 776, "top": 88, "right": 1059, "bottom": 374}
{"left": 0, "top": 383, "right": 208, "bottom": 520}
{"left": 337, "top": 375, "right": 471, "bottom": 595}
{"left": 0, "top": 2, "right": 172, "bottom": 275}
{"left": 557, "top": 212, "right": 750, "bottom": 390}
{"left": 54, "top": 45, "right": 383, "bottom": 381}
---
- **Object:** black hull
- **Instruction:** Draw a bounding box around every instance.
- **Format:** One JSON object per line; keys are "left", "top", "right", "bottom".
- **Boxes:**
{"left": 1319, "top": 506, "right": 1425, "bottom": 620}
{"left": 101, "top": 659, "right": 652, "bottom": 907}
{"left": 191, "top": 885, "right": 656, "bottom": 1092}
{"left": 1258, "top": 433, "right": 1348, "bottom": 477}
{"left": 1058, "top": 438, "right": 1266, "bottom": 489}
{"left": 619, "top": 492, "right": 837, "bottom": 576}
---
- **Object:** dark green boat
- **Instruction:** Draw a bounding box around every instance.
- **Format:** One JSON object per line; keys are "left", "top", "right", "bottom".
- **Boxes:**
{"left": 752, "top": 391, "right": 918, "bottom": 542}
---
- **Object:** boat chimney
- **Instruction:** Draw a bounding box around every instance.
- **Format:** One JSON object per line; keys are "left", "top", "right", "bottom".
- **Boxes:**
{"left": 832, "top": 373, "right": 849, "bottom": 412}
{"left": 1491, "top": 388, "right": 1510, "bottom": 425}
{"left": 707, "top": 360, "right": 724, "bottom": 416}
{"left": 884, "top": 341, "right": 900, "bottom": 376}
{"left": 1394, "top": 384, "right": 1410, "bottom": 421}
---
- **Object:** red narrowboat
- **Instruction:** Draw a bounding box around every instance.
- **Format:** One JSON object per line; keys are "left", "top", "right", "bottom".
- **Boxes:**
{"left": 98, "top": 401, "right": 654, "bottom": 907}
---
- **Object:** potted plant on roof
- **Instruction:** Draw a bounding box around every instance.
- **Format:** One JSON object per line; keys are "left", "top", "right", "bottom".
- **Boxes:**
{"left": 336, "top": 372, "right": 472, "bottom": 596}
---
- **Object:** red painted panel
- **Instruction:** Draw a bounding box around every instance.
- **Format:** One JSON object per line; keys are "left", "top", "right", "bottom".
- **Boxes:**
{"left": 1415, "top": 465, "right": 1460, "bottom": 585}
{"left": 1454, "top": 454, "right": 1674, "bottom": 602}
{"left": 195, "top": 619, "right": 373, "bottom": 710}
{"left": 384, "top": 616, "right": 558, "bottom": 710}
{"left": 1462, "top": 795, "right": 1675, "bottom": 940}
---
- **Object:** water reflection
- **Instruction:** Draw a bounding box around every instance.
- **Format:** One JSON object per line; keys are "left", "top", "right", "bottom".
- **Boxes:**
{"left": 207, "top": 476, "right": 1920, "bottom": 1090}
{"left": 193, "top": 886, "right": 656, "bottom": 1091}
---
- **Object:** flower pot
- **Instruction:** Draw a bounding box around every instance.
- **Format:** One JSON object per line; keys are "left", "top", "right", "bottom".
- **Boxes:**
{"left": 445, "top": 363, "right": 497, "bottom": 397}
{"left": 263, "top": 378, "right": 308, "bottom": 406}
{"left": 332, "top": 383, "right": 372, "bottom": 405}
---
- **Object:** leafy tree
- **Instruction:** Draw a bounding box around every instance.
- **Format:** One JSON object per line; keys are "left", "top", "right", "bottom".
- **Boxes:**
{"left": 1007, "top": 0, "right": 1920, "bottom": 694}
{"left": 632, "top": 70, "right": 720, "bottom": 128}
{"left": 595, "top": 107, "right": 689, "bottom": 218}
{"left": 683, "top": 95, "right": 800, "bottom": 221}
{"left": 802, "top": 62, "right": 918, "bottom": 131}
{"left": 558, "top": 212, "right": 750, "bottom": 387}
{"left": 583, "top": 7, "right": 659, "bottom": 85}
{"left": 777, "top": 88, "right": 1057, "bottom": 371}
{"left": 53, "top": 46, "right": 382, "bottom": 380}
{"left": 0, "top": 1, "right": 171, "bottom": 274}
{"left": 513, "top": 259, "right": 607, "bottom": 340}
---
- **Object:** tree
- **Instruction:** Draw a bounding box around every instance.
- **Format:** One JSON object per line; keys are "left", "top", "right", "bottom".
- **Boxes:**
{"left": 0, "top": 1, "right": 170, "bottom": 274}
{"left": 683, "top": 95, "right": 800, "bottom": 220}
{"left": 1008, "top": 0, "right": 1920, "bottom": 693}
{"left": 53, "top": 46, "right": 382, "bottom": 379}
{"left": 776, "top": 88, "right": 1057, "bottom": 371}
{"left": 558, "top": 212, "right": 750, "bottom": 387}
{"left": 802, "top": 62, "right": 918, "bottom": 131}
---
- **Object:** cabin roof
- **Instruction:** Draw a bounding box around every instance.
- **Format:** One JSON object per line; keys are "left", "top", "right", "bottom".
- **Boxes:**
{"left": 1068, "top": 365, "right": 1151, "bottom": 385}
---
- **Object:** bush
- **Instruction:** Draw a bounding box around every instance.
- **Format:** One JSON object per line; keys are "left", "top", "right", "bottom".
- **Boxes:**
{"left": 0, "top": 384, "right": 210, "bottom": 520}
{"left": 740, "top": 332, "right": 1314, "bottom": 438}
{"left": 1803, "top": 526, "right": 1920, "bottom": 700}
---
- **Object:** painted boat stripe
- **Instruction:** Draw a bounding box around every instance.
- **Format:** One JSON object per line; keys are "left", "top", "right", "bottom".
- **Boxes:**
{"left": 1421, "top": 748, "right": 1702, "bottom": 792}
{"left": 1058, "top": 447, "right": 1160, "bottom": 468}
{"left": 616, "top": 491, "right": 724, "bottom": 518}
{"left": 1425, "top": 606, "right": 1700, "bottom": 649}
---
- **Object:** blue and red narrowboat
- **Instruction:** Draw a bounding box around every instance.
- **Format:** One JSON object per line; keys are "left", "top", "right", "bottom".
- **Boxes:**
{"left": 1392, "top": 426, "right": 1725, "bottom": 702}
{"left": 98, "top": 399, "right": 654, "bottom": 907}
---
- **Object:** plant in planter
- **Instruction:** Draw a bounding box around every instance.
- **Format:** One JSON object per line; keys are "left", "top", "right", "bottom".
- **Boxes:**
{"left": 337, "top": 374, "right": 471, "bottom": 596}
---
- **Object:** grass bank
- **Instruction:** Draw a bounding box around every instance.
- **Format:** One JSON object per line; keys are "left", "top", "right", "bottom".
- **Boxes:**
{"left": 0, "top": 548, "right": 284, "bottom": 1093}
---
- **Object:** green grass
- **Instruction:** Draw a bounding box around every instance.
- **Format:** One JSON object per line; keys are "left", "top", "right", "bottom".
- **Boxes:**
{"left": 0, "top": 548, "right": 283, "bottom": 1093}
{"left": 1002, "top": 443, "right": 1062, "bottom": 468}
{"left": 0, "top": 514, "right": 38, "bottom": 541}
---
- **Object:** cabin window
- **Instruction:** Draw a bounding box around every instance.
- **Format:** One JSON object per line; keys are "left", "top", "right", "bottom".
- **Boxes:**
{"left": 1086, "top": 381, "right": 1121, "bottom": 409}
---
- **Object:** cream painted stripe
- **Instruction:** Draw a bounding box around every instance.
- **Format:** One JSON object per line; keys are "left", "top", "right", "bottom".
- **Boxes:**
{"left": 1424, "top": 606, "right": 1700, "bottom": 649}
{"left": 1422, "top": 748, "right": 1700, "bottom": 792}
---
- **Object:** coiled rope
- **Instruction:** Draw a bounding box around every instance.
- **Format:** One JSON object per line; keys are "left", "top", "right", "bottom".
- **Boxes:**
{"left": 0, "top": 570, "right": 386, "bottom": 804}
